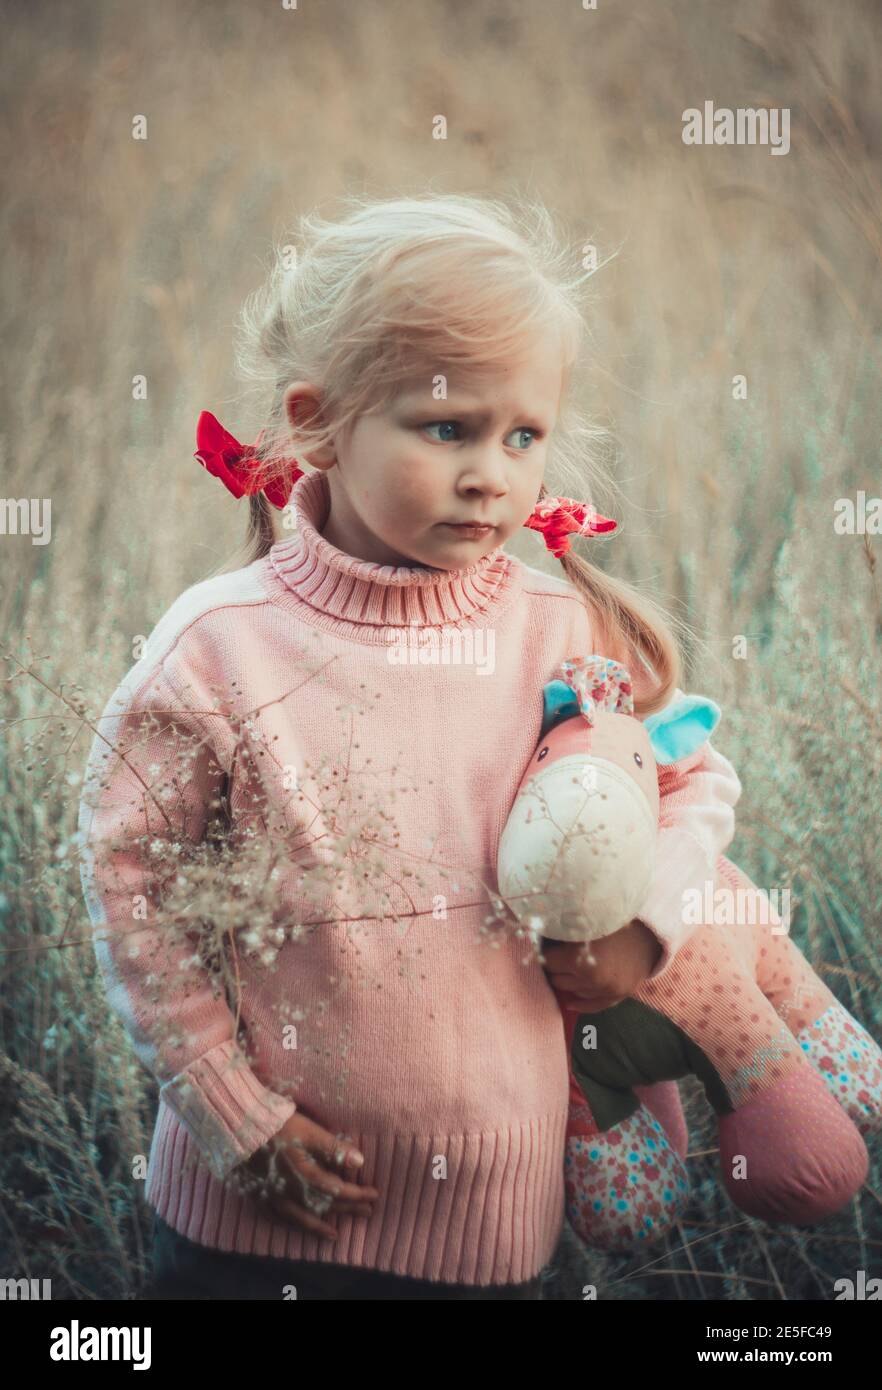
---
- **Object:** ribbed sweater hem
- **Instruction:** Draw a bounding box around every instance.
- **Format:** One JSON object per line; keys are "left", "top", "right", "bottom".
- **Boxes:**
{"left": 145, "top": 1100, "right": 568, "bottom": 1286}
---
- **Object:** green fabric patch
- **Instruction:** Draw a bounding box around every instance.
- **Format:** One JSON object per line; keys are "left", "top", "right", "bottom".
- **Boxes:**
{"left": 571, "top": 997, "right": 733, "bottom": 1130}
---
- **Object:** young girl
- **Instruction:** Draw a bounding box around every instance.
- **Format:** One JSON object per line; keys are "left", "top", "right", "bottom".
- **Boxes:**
{"left": 77, "top": 192, "right": 745, "bottom": 1300}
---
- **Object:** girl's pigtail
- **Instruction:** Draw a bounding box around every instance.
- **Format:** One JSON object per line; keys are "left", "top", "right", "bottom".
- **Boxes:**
{"left": 558, "top": 549, "right": 685, "bottom": 718}
{"left": 243, "top": 492, "right": 277, "bottom": 564}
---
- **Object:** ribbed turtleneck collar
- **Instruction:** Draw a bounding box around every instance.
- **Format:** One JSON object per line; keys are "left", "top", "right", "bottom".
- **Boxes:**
{"left": 264, "top": 470, "right": 519, "bottom": 643}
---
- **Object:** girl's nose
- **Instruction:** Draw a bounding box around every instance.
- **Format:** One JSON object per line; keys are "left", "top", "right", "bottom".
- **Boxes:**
{"left": 459, "top": 450, "right": 510, "bottom": 496}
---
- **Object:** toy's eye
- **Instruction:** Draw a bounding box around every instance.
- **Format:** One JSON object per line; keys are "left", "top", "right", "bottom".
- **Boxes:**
{"left": 633, "top": 752, "right": 643, "bottom": 767}
{"left": 537, "top": 746, "right": 549, "bottom": 761}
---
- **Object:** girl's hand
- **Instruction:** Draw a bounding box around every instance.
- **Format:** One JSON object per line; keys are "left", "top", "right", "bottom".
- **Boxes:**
{"left": 541, "top": 918, "right": 662, "bottom": 1012}
{"left": 231, "top": 1112, "right": 381, "bottom": 1242}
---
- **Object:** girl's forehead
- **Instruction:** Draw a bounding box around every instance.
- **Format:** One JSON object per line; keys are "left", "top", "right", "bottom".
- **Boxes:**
{"left": 395, "top": 328, "right": 564, "bottom": 393}
{"left": 395, "top": 355, "right": 563, "bottom": 409}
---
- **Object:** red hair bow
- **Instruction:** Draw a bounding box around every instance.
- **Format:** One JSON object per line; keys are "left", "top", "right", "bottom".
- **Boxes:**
{"left": 194, "top": 411, "right": 617, "bottom": 551}
{"left": 524, "top": 494, "right": 617, "bottom": 557}
{"left": 194, "top": 411, "right": 303, "bottom": 510}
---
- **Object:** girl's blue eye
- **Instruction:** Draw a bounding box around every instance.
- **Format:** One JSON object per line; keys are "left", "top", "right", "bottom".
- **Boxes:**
{"left": 422, "top": 422, "right": 540, "bottom": 448}
{"left": 507, "top": 427, "right": 538, "bottom": 450}
{"left": 423, "top": 421, "right": 462, "bottom": 442}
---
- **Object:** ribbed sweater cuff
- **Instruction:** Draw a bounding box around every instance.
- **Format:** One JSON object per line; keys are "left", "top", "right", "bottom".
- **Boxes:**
{"left": 636, "top": 827, "right": 716, "bottom": 981}
{"left": 159, "top": 1038, "right": 298, "bottom": 1181}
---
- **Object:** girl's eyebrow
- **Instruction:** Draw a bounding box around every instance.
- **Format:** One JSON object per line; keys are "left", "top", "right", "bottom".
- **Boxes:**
{"left": 399, "top": 394, "right": 550, "bottom": 431}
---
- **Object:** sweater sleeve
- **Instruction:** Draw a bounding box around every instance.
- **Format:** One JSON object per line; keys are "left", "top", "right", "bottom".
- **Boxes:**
{"left": 635, "top": 688, "right": 743, "bottom": 981}
{"left": 77, "top": 659, "right": 297, "bottom": 1182}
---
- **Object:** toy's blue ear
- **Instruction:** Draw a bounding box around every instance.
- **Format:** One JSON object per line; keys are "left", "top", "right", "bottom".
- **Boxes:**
{"left": 644, "top": 696, "right": 721, "bottom": 765}
{"left": 540, "top": 679, "right": 581, "bottom": 739}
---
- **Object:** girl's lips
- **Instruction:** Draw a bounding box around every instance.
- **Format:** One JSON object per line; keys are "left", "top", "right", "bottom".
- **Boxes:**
{"left": 443, "top": 522, "right": 495, "bottom": 535}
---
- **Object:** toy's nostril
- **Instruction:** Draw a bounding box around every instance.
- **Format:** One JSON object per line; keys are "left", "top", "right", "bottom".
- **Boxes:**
{"left": 633, "top": 752, "right": 643, "bottom": 767}
{"left": 537, "top": 747, "right": 549, "bottom": 761}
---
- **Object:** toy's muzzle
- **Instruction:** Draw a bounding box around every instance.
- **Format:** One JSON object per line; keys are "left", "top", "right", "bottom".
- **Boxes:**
{"left": 497, "top": 754, "right": 657, "bottom": 943}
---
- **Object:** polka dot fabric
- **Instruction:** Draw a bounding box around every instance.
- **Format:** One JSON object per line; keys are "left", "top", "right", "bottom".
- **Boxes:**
{"left": 718, "top": 1064, "right": 869, "bottom": 1223}
{"left": 632, "top": 855, "right": 857, "bottom": 1111}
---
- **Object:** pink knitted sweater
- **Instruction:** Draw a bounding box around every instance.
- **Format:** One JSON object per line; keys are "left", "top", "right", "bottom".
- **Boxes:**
{"left": 77, "top": 468, "right": 742, "bottom": 1285}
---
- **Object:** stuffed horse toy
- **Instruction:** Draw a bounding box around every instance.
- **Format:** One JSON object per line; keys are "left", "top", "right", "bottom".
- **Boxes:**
{"left": 497, "top": 655, "right": 882, "bottom": 1252}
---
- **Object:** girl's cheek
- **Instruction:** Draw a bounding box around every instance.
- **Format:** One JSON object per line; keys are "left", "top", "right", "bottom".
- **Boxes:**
{"left": 394, "top": 465, "right": 441, "bottom": 508}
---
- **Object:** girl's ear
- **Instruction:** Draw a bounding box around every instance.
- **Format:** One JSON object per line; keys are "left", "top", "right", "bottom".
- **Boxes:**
{"left": 643, "top": 696, "right": 722, "bottom": 765}
{"left": 540, "top": 679, "right": 581, "bottom": 739}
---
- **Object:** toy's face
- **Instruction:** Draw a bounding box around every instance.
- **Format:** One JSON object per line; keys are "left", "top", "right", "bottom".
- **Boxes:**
{"left": 523, "top": 708, "right": 661, "bottom": 822}
{"left": 498, "top": 706, "right": 662, "bottom": 942}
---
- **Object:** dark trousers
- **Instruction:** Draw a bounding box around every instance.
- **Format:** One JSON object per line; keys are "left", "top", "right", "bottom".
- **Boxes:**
{"left": 146, "top": 1213, "right": 546, "bottom": 1301}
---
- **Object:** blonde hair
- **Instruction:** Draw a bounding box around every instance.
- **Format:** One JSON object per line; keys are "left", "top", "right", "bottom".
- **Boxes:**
{"left": 220, "top": 191, "right": 689, "bottom": 714}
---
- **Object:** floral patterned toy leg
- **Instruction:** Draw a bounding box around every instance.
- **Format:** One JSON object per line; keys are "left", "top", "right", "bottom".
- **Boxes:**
{"left": 562, "top": 1008, "right": 690, "bottom": 1252}
{"left": 797, "top": 1006, "right": 882, "bottom": 1135}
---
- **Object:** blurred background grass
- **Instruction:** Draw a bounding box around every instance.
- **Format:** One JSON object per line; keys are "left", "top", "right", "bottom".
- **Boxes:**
{"left": 1, "top": 0, "right": 880, "bottom": 1300}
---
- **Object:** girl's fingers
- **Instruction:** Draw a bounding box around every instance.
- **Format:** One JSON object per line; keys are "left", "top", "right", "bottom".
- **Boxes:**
{"left": 280, "top": 1150, "right": 380, "bottom": 1203}
{"left": 549, "top": 975, "right": 584, "bottom": 991}
{"left": 313, "top": 1126, "right": 370, "bottom": 1177}
{"left": 265, "top": 1196, "right": 340, "bottom": 1241}
{"left": 555, "top": 985, "right": 623, "bottom": 1010}
{"left": 543, "top": 942, "right": 597, "bottom": 966}
{"left": 290, "top": 1118, "right": 364, "bottom": 1175}
{"left": 245, "top": 1160, "right": 375, "bottom": 1225}
{"left": 245, "top": 1119, "right": 382, "bottom": 1219}
{"left": 330, "top": 1201, "right": 374, "bottom": 1218}
{"left": 554, "top": 987, "right": 588, "bottom": 1010}
{"left": 275, "top": 1130, "right": 380, "bottom": 1202}
{"left": 264, "top": 1196, "right": 374, "bottom": 1239}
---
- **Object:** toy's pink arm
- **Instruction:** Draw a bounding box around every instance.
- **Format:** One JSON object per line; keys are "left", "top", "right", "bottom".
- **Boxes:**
{"left": 635, "top": 694, "right": 742, "bottom": 981}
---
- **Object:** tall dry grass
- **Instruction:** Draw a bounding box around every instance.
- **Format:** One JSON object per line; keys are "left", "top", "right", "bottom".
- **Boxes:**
{"left": 1, "top": 0, "right": 880, "bottom": 1299}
